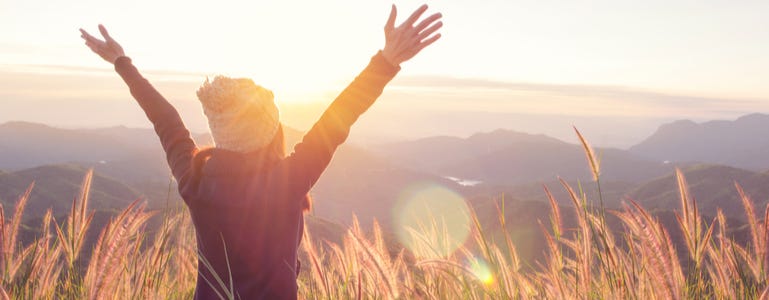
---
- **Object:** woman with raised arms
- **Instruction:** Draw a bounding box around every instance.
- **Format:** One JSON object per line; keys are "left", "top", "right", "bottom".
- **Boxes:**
{"left": 80, "top": 4, "right": 442, "bottom": 299}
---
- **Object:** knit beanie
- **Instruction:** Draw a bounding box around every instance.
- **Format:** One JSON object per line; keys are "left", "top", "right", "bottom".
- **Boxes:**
{"left": 196, "top": 76, "right": 280, "bottom": 153}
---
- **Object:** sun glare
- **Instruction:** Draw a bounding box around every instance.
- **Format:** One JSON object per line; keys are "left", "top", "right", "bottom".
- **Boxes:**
{"left": 468, "top": 258, "right": 495, "bottom": 286}
{"left": 393, "top": 183, "right": 472, "bottom": 259}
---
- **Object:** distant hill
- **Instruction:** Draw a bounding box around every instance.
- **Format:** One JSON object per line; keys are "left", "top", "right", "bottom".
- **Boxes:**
{"left": 378, "top": 129, "right": 563, "bottom": 171}
{"left": 303, "top": 215, "right": 352, "bottom": 250}
{"left": 0, "top": 122, "right": 146, "bottom": 170}
{"left": 0, "top": 121, "right": 306, "bottom": 182}
{"left": 629, "top": 113, "right": 769, "bottom": 170}
{"left": 312, "top": 144, "right": 460, "bottom": 227}
{"left": 378, "top": 129, "right": 675, "bottom": 185}
{"left": 464, "top": 179, "right": 636, "bottom": 209}
{"left": 628, "top": 164, "right": 769, "bottom": 219}
{"left": 0, "top": 164, "right": 143, "bottom": 222}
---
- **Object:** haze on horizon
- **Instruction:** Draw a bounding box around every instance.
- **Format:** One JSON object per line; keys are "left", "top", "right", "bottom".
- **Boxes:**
{"left": 2, "top": 0, "right": 769, "bottom": 147}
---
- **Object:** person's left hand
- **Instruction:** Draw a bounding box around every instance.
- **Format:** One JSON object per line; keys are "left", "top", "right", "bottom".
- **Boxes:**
{"left": 80, "top": 24, "right": 125, "bottom": 64}
{"left": 381, "top": 4, "right": 443, "bottom": 67}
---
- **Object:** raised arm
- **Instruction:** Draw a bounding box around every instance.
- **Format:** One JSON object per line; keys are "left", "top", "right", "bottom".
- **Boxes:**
{"left": 281, "top": 4, "right": 443, "bottom": 195}
{"left": 80, "top": 25, "right": 197, "bottom": 187}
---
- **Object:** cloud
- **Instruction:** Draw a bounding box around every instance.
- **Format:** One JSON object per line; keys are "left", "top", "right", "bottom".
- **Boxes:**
{"left": 4, "top": 65, "right": 760, "bottom": 112}
{"left": 0, "top": 63, "right": 206, "bottom": 80}
{"left": 390, "top": 75, "right": 763, "bottom": 109}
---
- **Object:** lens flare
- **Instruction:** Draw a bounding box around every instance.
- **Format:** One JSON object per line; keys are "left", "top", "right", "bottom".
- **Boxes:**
{"left": 393, "top": 183, "right": 471, "bottom": 259}
{"left": 469, "top": 258, "right": 494, "bottom": 285}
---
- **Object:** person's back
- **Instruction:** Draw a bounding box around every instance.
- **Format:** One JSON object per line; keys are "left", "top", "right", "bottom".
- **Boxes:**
{"left": 80, "top": 4, "right": 442, "bottom": 298}
{"left": 189, "top": 149, "right": 304, "bottom": 299}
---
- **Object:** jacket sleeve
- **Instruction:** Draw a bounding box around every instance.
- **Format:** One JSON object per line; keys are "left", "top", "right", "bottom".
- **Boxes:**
{"left": 280, "top": 51, "right": 400, "bottom": 197}
{"left": 114, "top": 56, "right": 197, "bottom": 188}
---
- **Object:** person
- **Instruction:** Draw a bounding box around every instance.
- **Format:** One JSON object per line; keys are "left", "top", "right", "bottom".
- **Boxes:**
{"left": 79, "top": 4, "right": 442, "bottom": 299}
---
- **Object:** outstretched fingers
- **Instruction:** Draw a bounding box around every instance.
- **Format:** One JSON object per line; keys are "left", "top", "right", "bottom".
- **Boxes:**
{"left": 401, "top": 4, "right": 428, "bottom": 28}
{"left": 413, "top": 12, "right": 442, "bottom": 33}
{"left": 79, "top": 25, "right": 125, "bottom": 64}
{"left": 98, "top": 24, "right": 115, "bottom": 42}
{"left": 80, "top": 29, "right": 103, "bottom": 53}
{"left": 418, "top": 20, "right": 443, "bottom": 41}
{"left": 79, "top": 29, "right": 100, "bottom": 43}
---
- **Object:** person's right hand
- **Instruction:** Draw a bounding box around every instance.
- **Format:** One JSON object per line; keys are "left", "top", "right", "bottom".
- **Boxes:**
{"left": 80, "top": 24, "right": 125, "bottom": 64}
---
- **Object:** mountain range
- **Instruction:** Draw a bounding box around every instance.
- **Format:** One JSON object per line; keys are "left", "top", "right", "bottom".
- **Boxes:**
{"left": 3, "top": 113, "right": 769, "bottom": 236}
{"left": 630, "top": 113, "right": 769, "bottom": 170}
{"left": 376, "top": 129, "right": 676, "bottom": 184}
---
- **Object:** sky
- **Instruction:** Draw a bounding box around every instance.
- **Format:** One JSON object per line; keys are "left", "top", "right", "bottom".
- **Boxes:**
{"left": 2, "top": 0, "right": 769, "bottom": 147}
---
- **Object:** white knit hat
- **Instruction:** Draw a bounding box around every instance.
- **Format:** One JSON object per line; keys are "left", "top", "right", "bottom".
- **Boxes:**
{"left": 196, "top": 76, "right": 280, "bottom": 153}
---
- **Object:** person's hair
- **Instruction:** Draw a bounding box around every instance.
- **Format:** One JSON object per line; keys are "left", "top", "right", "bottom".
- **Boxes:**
{"left": 191, "top": 125, "right": 312, "bottom": 212}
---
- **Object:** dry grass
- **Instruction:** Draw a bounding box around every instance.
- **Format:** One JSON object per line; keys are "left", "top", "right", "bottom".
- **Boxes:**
{"left": 0, "top": 170, "right": 197, "bottom": 299}
{"left": 2, "top": 132, "right": 769, "bottom": 299}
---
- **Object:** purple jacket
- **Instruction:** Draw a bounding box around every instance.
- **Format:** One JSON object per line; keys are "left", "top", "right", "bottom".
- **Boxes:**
{"left": 115, "top": 53, "right": 399, "bottom": 299}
